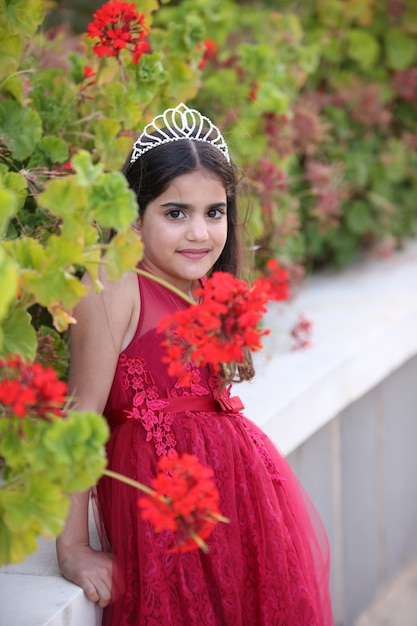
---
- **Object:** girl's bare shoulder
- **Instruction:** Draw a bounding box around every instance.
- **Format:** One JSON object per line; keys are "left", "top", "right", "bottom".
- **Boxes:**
{"left": 69, "top": 268, "right": 140, "bottom": 412}
{"left": 73, "top": 266, "right": 139, "bottom": 342}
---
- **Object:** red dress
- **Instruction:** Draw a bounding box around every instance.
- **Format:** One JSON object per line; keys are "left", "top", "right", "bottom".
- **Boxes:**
{"left": 95, "top": 272, "right": 333, "bottom": 625}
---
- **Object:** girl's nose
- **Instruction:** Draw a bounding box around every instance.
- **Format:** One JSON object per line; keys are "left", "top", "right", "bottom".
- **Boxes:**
{"left": 187, "top": 215, "right": 208, "bottom": 241}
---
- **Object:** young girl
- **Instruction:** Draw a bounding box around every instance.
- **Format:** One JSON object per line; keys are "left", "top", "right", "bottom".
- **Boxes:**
{"left": 57, "top": 103, "right": 334, "bottom": 625}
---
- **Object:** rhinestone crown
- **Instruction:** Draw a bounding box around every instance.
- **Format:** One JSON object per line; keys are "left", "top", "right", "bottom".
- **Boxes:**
{"left": 130, "top": 103, "right": 230, "bottom": 164}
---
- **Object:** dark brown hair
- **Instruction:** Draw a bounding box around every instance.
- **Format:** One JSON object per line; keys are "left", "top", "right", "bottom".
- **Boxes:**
{"left": 122, "top": 136, "right": 254, "bottom": 383}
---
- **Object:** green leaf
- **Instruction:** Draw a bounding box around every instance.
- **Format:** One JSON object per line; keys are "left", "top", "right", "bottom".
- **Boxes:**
{"left": 0, "top": 100, "right": 42, "bottom": 161}
{"left": 345, "top": 199, "right": 373, "bottom": 235}
{"left": 27, "top": 478, "right": 70, "bottom": 537}
{"left": 0, "top": 0, "right": 46, "bottom": 38}
{"left": 46, "top": 234, "right": 85, "bottom": 267}
{"left": 37, "top": 136, "right": 69, "bottom": 164}
{"left": 1, "top": 171, "right": 27, "bottom": 212}
{"left": 89, "top": 172, "right": 139, "bottom": 230}
{"left": 0, "top": 183, "right": 18, "bottom": 236}
{"left": 22, "top": 269, "right": 89, "bottom": 309}
{"left": 1, "top": 477, "right": 69, "bottom": 539}
{"left": 43, "top": 410, "right": 109, "bottom": 491}
{"left": 37, "top": 177, "right": 88, "bottom": 218}
{"left": 93, "top": 119, "right": 129, "bottom": 169}
{"left": 105, "top": 230, "right": 144, "bottom": 280}
{"left": 0, "top": 73, "right": 24, "bottom": 102}
{"left": 253, "top": 83, "right": 289, "bottom": 116}
{"left": 134, "top": 52, "right": 167, "bottom": 86}
{"left": 67, "top": 52, "right": 88, "bottom": 84}
{"left": 0, "top": 421, "right": 25, "bottom": 470}
{"left": 72, "top": 150, "right": 104, "bottom": 186}
{"left": 346, "top": 29, "right": 380, "bottom": 70}
{"left": 136, "top": 0, "right": 160, "bottom": 22}
{"left": 385, "top": 29, "right": 417, "bottom": 70}
{"left": 0, "top": 501, "right": 39, "bottom": 565}
{"left": 0, "top": 35, "right": 21, "bottom": 79}
{"left": 96, "top": 82, "right": 144, "bottom": 128}
{"left": 163, "top": 57, "right": 199, "bottom": 103}
{"left": 59, "top": 217, "right": 98, "bottom": 248}
{"left": 80, "top": 247, "right": 103, "bottom": 289}
{"left": 3, "top": 237, "right": 46, "bottom": 271}
{"left": 93, "top": 119, "right": 121, "bottom": 150}
{"left": 1, "top": 307, "right": 37, "bottom": 360}
{"left": 2, "top": 486, "right": 37, "bottom": 533}
{"left": 0, "top": 245, "right": 18, "bottom": 321}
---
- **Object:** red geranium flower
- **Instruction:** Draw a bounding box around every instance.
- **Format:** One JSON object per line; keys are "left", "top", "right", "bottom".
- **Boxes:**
{"left": 87, "top": 0, "right": 150, "bottom": 64}
{"left": 291, "top": 314, "right": 313, "bottom": 350}
{"left": 158, "top": 265, "right": 289, "bottom": 380}
{"left": 252, "top": 259, "right": 289, "bottom": 302}
{"left": 198, "top": 39, "right": 218, "bottom": 69}
{"left": 138, "top": 451, "right": 226, "bottom": 552}
{"left": 248, "top": 81, "right": 259, "bottom": 102}
{"left": 0, "top": 355, "right": 67, "bottom": 420}
{"left": 82, "top": 65, "right": 96, "bottom": 87}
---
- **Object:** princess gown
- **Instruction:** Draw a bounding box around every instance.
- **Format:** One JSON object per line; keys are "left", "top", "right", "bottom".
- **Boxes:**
{"left": 94, "top": 271, "right": 334, "bottom": 625}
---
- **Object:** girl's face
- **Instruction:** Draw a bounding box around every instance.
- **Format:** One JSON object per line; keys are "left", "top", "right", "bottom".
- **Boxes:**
{"left": 137, "top": 168, "right": 228, "bottom": 296}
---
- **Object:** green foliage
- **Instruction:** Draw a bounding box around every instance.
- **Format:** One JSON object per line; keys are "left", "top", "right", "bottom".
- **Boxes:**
{"left": 0, "top": 0, "right": 205, "bottom": 565}
{"left": 291, "top": 0, "right": 417, "bottom": 269}
{"left": 0, "top": 410, "right": 109, "bottom": 565}
{"left": 182, "top": 0, "right": 417, "bottom": 270}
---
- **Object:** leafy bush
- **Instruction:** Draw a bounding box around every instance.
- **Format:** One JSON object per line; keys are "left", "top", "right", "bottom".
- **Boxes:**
{"left": 0, "top": 0, "right": 207, "bottom": 565}
{"left": 187, "top": 0, "right": 417, "bottom": 269}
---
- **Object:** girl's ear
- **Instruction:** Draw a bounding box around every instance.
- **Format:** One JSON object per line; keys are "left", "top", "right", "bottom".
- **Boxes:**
{"left": 132, "top": 219, "right": 142, "bottom": 238}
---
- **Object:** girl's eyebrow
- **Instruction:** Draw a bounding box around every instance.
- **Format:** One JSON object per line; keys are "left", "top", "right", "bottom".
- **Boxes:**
{"left": 160, "top": 201, "right": 227, "bottom": 209}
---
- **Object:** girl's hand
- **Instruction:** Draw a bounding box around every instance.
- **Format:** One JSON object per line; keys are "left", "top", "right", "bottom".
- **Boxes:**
{"left": 57, "top": 545, "right": 115, "bottom": 608}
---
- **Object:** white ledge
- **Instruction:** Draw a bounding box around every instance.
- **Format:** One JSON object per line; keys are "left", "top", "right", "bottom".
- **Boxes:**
{"left": 1, "top": 239, "right": 417, "bottom": 625}
{"left": 239, "top": 239, "right": 417, "bottom": 455}
{"left": 0, "top": 513, "right": 102, "bottom": 626}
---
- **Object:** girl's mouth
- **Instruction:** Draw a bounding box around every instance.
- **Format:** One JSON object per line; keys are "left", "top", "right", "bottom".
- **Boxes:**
{"left": 177, "top": 248, "right": 211, "bottom": 259}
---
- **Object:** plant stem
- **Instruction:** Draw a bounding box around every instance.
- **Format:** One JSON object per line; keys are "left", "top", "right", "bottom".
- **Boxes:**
{"left": 189, "top": 530, "right": 209, "bottom": 553}
{"left": 103, "top": 468, "right": 155, "bottom": 495}
{"left": 134, "top": 268, "right": 195, "bottom": 305}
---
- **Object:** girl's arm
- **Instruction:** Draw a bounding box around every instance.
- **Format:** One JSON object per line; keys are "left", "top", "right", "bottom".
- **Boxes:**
{"left": 56, "top": 492, "right": 114, "bottom": 607}
{"left": 56, "top": 268, "right": 139, "bottom": 607}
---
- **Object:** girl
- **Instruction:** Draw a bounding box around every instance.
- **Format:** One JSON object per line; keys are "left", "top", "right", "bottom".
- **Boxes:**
{"left": 57, "top": 103, "right": 334, "bottom": 625}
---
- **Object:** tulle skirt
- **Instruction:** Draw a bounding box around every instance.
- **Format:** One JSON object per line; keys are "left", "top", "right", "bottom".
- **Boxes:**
{"left": 94, "top": 410, "right": 334, "bottom": 625}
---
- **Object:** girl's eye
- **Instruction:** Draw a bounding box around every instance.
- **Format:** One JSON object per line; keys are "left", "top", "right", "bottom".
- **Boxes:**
{"left": 166, "top": 209, "right": 185, "bottom": 219}
{"left": 207, "top": 208, "right": 226, "bottom": 219}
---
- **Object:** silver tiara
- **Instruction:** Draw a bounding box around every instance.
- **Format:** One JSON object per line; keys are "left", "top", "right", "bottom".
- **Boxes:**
{"left": 130, "top": 103, "right": 230, "bottom": 164}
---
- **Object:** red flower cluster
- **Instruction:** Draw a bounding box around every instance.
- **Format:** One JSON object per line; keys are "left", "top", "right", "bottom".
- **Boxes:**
{"left": 138, "top": 451, "right": 225, "bottom": 552}
{"left": 291, "top": 314, "right": 313, "bottom": 350}
{"left": 83, "top": 65, "right": 96, "bottom": 85}
{"left": 248, "top": 81, "right": 259, "bottom": 102}
{"left": 87, "top": 0, "right": 150, "bottom": 64}
{"left": 0, "top": 355, "right": 67, "bottom": 419}
{"left": 252, "top": 259, "right": 290, "bottom": 302}
{"left": 198, "top": 39, "right": 218, "bottom": 69}
{"left": 158, "top": 265, "right": 289, "bottom": 379}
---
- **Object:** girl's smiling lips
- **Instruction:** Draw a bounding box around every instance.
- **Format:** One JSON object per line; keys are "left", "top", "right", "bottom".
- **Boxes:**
{"left": 177, "top": 248, "right": 212, "bottom": 258}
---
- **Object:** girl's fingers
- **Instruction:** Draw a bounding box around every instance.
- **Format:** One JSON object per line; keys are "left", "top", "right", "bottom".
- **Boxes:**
{"left": 83, "top": 574, "right": 112, "bottom": 607}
